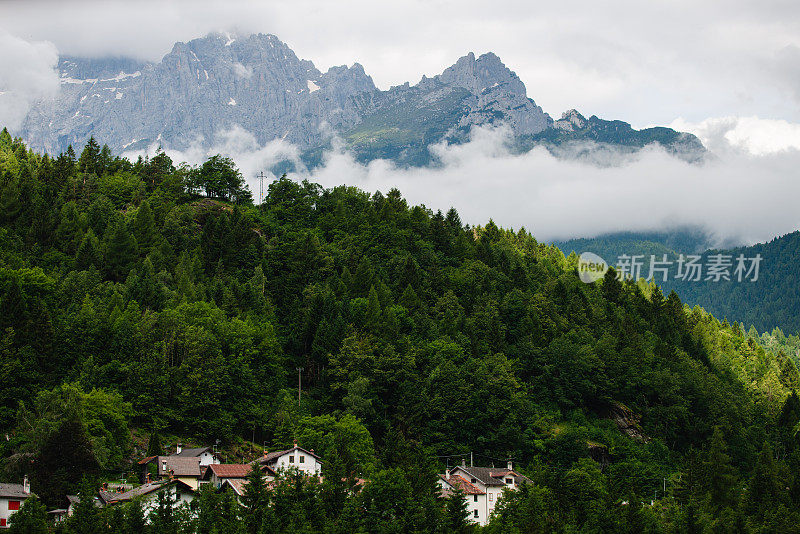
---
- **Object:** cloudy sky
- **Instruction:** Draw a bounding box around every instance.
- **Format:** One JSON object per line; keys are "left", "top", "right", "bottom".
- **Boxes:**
{"left": 1, "top": 0, "right": 799, "bottom": 244}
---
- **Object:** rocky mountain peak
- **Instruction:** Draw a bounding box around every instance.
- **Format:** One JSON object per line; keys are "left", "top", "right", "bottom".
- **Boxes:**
{"left": 437, "top": 51, "right": 521, "bottom": 96}
{"left": 554, "top": 109, "right": 589, "bottom": 131}
{"left": 20, "top": 32, "right": 702, "bottom": 166}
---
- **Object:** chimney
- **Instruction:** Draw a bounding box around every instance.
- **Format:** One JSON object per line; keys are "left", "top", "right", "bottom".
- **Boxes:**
{"left": 22, "top": 475, "right": 29, "bottom": 494}
{"left": 446, "top": 469, "right": 451, "bottom": 480}
{"left": 162, "top": 459, "right": 168, "bottom": 474}
{"left": 176, "top": 443, "right": 182, "bottom": 455}
{"left": 461, "top": 458, "right": 466, "bottom": 467}
{"left": 146, "top": 473, "right": 151, "bottom": 483}
{"left": 507, "top": 460, "right": 513, "bottom": 471}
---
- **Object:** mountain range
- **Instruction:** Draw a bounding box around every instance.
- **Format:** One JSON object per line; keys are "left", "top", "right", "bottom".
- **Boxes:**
{"left": 19, "top": 32, "right": 705, "bottom": 167}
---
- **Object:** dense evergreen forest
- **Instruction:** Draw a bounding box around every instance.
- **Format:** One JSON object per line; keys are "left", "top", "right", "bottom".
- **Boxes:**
{"left": 3, "top": 127, "right": 800, "bottom": 532}
{"left": 557, "top": 230, "right": 800, "bottom": 334}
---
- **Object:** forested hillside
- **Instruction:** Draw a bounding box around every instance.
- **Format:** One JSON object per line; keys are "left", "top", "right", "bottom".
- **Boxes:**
{"left": 2, "top": 127, "right": 800, "bottom": 532}
{"left": 557, "top": 230, "right": 800, "bottom": 335}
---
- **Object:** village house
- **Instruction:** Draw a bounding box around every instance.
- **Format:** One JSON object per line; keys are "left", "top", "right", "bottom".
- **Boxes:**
{"left": 139, "top": 456, "right": 203, "bottom": 490}
{"left": 438, "top": 461, "right": 530, "bottom": 526}
{"left": 106, "top": 479, "right": 196, "bottom": 516}
{"left": 251, "top": 443, "right": 322, "bottom": 476}
{"left": 200, "top": 464, "right": 255, "bottom": 489}
{"left": 174, "top": 445, "right": 219, "bottom": 467}
{"left": 0, "top": 477, "right": 30, "bottom": 528}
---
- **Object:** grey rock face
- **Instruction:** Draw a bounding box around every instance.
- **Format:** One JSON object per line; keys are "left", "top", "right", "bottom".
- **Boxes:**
{"left": 23, "top": 33, "right": 375, "bottom": 155}
{"left": 434, "top": 52, "right": 552, "bottom": 136}
{"left": 20, "top": 32, "right": 703, "bottom": 166}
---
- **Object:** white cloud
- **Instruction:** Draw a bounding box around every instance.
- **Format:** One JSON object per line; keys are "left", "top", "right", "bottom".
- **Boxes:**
{"left": 123, "top": 125, "right": 307, "bottom": 203}
{"left": 0, "top": 31, "right": 59, "bottom": 130}
{"left": 670, "top": 116, "right": 800, "bottom": 155}
{"left": 1, "top": 0, "right": 799, "bottom": 126}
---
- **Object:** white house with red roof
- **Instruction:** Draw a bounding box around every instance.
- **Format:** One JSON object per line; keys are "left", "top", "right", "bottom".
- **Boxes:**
{"left": 438, "top": 461, "right": 530, "bottom": 526}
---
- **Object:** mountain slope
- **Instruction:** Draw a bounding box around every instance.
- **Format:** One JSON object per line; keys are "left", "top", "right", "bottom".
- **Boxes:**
{"left": 557, "top": 229, "right": 800, "bottom": 334}
{"left": 19, "top": 33, "right": 703, "bottom": 166}
{"left": 0, "top": 131, "right": 798, "bottom": 532}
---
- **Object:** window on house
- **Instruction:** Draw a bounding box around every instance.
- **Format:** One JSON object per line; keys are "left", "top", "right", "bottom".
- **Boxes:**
{"left": 473, "top": 510, "right": 478, "bottom": 518}
{"left": 299, "top": 456, "right": 305, "bottom": 463}
{"left": 471, "top": 478, "right": 477, "bottom": 483}
{"left": 0, "top": 518, "right": 6, "bottom": 527}
{"left": 473, "top": 495, "right": 478, "bottom": 502}
{"left": 505, "top": 478, "right": 513, "bottom": 484}
{"left": 489, "top": 493, "right": 493, "bottom": 501}
{"left": 289, "top": 456, "right": 295, "bottom": 463}
{"left": 8, "top": 500, "right": 20, "bottom": 511}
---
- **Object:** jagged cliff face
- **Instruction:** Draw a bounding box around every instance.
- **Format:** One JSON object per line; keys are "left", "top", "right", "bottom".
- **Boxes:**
{"left": 20, "top": 32, "right": 703, "bottom": 166}
{"left": 22, "top": 33, "right": 376, "bottom": 154}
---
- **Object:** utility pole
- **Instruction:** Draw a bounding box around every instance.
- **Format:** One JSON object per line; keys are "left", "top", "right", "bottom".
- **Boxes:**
{"left": 256, "top": 171, "right": 266, "bottom": 207}
{"left": 470, "top": 451, "right": 473, "bottom": 467}
{"left": 297, "top": 367, "right": 303, "bottom": 407}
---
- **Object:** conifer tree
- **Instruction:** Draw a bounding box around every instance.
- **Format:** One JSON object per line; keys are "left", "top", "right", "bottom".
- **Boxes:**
{"left": 132, "top": 199, "right": 157, "bottom": 253}
{"left": 105, "top": 220, "right": 138, "bottom": 281}
{"left": 443, "top": 488, "right": 471, "bottom": 534}
{"left": 705, "top": 426, "right": 737, "bottom": 512}
{"left": 241, "top": 466, "right": 268, "bottom": 534}
{"left": 78, "top": 137, "right": 101, "bottom": 175}
{"left": 75, "top": 229, "right": 101, "bottom": 270}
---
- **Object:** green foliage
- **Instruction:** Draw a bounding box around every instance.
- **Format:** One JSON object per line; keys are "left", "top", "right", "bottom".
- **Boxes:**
{"left": 0, "top": 135, "right": 796, "bottom": 530}
{"left": 7, "top": 495, "right": 48, "bottom": 534}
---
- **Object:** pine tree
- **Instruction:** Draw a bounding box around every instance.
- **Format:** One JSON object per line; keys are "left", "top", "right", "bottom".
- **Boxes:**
{"left": 78, "top": 137, "right": 101, "bottom": 175}
{"left": 132, "top": 199, "right": 157, "bottom": 253}
{"left": 399, "top": 284, "right": 420, "bottom": 311}
{"left": 75, "top": 230, "right": 101, "bottom": 270}
{"left": 443, "top": 488, "right": 471, "bottom": 533}
{"left": 602, "top": 267, "right": 622, "bottom": 303}
{"left": 105, "top": 220, "right": 138, "bottom": 281}
{"left": 241, "top": 466, "right": 268, "bottom": 534}
{"left": 146, "top": 428, "right": 164, "bottom": 456}
{"left": 705, "top": 426, "right": 737, "bottom": 512}
{"left": 366, "top": 285, "right": 382, "bottom": 330}
{"left": 124, "top": 500, "right": 146, "bottom": 534}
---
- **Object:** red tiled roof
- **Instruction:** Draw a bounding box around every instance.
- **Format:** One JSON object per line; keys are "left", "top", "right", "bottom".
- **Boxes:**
{"left": 205, "top": 464, "right": 253, "bottom": 479}
{"left": 439, "top": 474, "right": 484, "bottom": 495}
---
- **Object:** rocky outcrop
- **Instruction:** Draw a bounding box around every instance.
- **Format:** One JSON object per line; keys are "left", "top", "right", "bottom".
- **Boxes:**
{"left": 607, "top": 402, "right": 650, "bottom": 443}
{"left": 19, "top": 32, "right": 704, "bottom": 166}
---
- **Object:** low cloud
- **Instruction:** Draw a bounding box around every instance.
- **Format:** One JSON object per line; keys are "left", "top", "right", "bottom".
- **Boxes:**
{"left": 124, "top": 122, "right": 800, "bottom": 247}
{"left": 0, "top": 32, "right": 59, "bottom": 130}
{"left": 125, "top": 125, "right": 306, "bottom": 202}
{"left": 670, "top": 116, "right": 800, "bottom": 156}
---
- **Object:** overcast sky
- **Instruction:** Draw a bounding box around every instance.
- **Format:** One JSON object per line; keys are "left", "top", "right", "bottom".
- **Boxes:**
{"left": 2, "top": 0, "right": 800, "bottom": 244}
{"left": 1, "top": 0, "right": 799, "bottom": 126}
